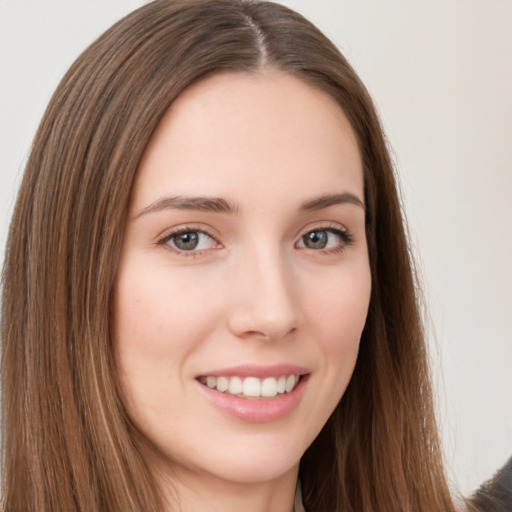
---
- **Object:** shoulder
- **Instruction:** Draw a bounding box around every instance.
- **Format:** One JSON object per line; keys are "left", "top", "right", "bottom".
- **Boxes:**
{"left": 470, "top": 456, "right": 512, "bottom": 512}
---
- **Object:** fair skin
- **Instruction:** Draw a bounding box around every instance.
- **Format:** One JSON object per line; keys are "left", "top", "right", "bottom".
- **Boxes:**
{"left": 114, "top": 69, "right": 371, "bottom": 512}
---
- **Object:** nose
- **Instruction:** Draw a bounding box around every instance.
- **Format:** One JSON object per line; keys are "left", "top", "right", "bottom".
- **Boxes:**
{"left": 227, "top": 245, "right": 300, "bottom": 342}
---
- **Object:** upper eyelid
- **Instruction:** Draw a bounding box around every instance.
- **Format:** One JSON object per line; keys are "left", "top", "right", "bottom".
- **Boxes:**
{"left": 295, "top": 221, "right": 349, "bottom": 239}
{"left": 156, "top": 224, "right": 219, "bottom": 244}
{"left": 296, "top": 226, "right": 351, "bottom": 243}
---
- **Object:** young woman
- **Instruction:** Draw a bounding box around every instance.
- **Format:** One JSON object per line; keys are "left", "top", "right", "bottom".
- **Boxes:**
{"left": 1, "top": 1, "right": 458, "bottom": 510}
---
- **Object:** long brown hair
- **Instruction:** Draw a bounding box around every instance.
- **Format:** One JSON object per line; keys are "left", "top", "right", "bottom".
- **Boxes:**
{"left": 1, "top": 1, "right": 456, "bottom": 510}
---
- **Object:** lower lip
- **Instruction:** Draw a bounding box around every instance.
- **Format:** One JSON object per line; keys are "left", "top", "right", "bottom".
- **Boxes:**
{"left": 196, "top": 375, "right": 309, "bottom": 423}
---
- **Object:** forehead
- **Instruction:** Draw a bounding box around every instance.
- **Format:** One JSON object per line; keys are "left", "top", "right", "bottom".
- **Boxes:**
{"left": 133, "top": 69, "right": 363, "bottom": 210}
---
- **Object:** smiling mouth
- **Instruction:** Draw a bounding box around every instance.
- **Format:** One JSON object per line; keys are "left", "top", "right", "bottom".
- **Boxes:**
{"left": 197, "top": 374, "right": 301, "bottom": 399}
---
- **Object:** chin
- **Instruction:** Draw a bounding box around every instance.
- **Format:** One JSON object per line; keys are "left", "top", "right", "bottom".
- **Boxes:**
{"left": 199, "top": 453, "right": 300, "bottom": 485}
{"left": 153, "top": 433, "right": 305, "bottom": 486}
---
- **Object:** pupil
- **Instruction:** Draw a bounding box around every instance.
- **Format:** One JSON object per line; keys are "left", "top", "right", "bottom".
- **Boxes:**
{"left": 175, "top": 232, "right": 199, "bottom": 250}
{"left": 305, "top": 231, "right": 327, "bottom": 249}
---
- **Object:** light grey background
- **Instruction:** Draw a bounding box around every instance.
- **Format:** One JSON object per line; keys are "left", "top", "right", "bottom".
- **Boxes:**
{"left": 1, "top": 0, "right": 511, "bottom": 497}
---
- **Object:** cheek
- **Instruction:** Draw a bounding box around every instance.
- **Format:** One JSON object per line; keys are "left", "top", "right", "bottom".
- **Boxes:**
{"left": 112, "top": 260, "right": 227, "bottom": 436}
{"left": 112, "top": 262, "right": 214, "bottom": 413}
{"left": 290, "top": 263, "right": 370, "bottom": 443}
{"left": 114, "top": 262, "right": 220, "bottom": 358}
{"left": 307, "top": 264, "right": 371, "bottom": 347}
{"left": 304, "top": 263, "right": 371, "bottom": 399}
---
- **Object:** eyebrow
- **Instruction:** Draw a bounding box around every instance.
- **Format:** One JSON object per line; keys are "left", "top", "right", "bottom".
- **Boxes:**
{"left": 299, "top": 192, "right": 365, "bottom": 212}
{"left": 135, "top": 195, "right": 239, "bottom": 218}
{"left": 135, "top": 191, "right": 364, "bottom": 219}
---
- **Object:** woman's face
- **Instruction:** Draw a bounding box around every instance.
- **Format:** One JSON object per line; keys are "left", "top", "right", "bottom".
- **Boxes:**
{"left": 114, "top": 70, "right": 371, "bottom": 488}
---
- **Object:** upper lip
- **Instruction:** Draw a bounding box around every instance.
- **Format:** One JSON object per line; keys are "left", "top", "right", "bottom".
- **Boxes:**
{"left": 197, "top": 364, "right": 310, "bottom": 379}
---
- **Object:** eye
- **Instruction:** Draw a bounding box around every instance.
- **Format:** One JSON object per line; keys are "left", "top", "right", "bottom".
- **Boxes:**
{"left": 159, "top": 228, "right": 218, "bottom": 252}
{"left": 297, "top": 227, "right": 352, "bottom": 252}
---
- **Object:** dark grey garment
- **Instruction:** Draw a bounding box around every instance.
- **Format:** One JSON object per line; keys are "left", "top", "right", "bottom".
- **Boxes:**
{"left": 470, "top": 456, "right": 512, "bottom": 511}
{"left": 294, "top": 480, "right": 306, "bottom": 512}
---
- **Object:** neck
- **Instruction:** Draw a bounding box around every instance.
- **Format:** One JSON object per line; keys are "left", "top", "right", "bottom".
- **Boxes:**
{"left": 158, "top": 464, "right": 299, "bottom": 512}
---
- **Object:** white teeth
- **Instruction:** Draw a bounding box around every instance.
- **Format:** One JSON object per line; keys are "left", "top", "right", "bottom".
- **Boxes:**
{"left": 276, "top": 376, "right": 286, "bottom": 394}
{"left": 200, "top": 374, "right": 300, "bottom": 398}
{"left": 261, "top": 377, "right": 278, "bottom": 397}
{"left": 243, "top": 377, "right": 261, "bottom": 397}
{"left": 285, "top": 375, "right": 296, "bottom": 393}
{"left": 216, "top": 376, "right": 229, "bottom": 392}
{"left": 228, "top": 376, "right": 243, "bottom": 395}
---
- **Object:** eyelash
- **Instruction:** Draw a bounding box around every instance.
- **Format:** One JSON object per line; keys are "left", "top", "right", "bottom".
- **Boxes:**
{"left": 156, "top": 224, "right": 354, "bottom": 256}
{"left": 156, "top": 225, "right": 218, "bottom": 256}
